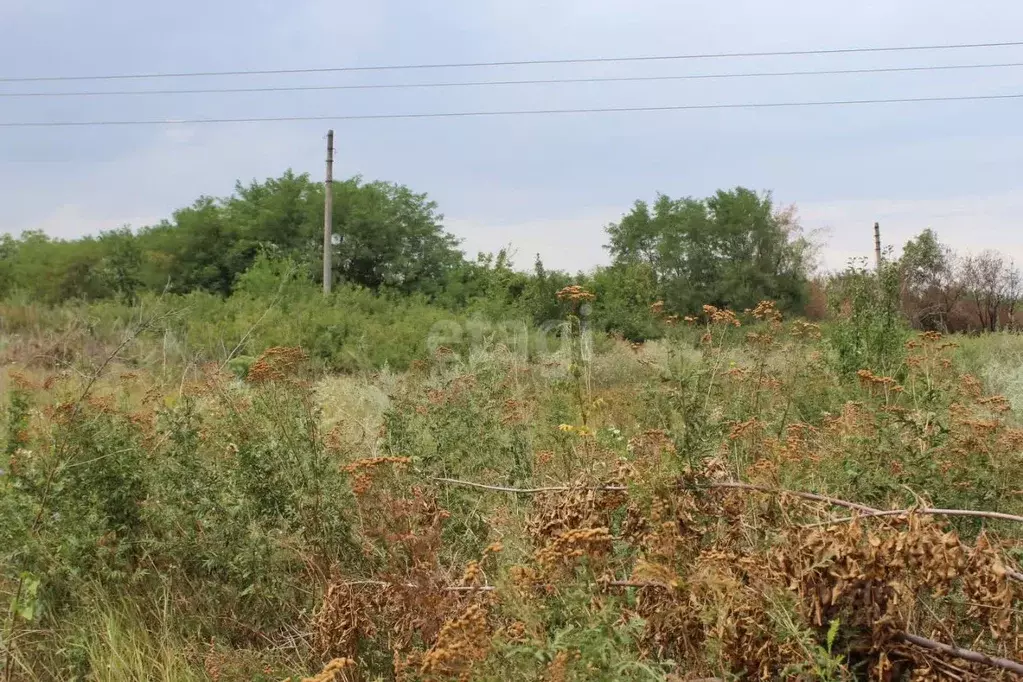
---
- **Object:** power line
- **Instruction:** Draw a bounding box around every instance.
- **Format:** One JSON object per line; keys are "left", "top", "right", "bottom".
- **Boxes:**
{"left": 1, "top": 92, "right": 1021, "bottom": 128}
{"left": 3, "top": 40, "right": 1023, "bottom": 83}
{"left": 3, "top": 61, "right": 1023, "bottom": 98}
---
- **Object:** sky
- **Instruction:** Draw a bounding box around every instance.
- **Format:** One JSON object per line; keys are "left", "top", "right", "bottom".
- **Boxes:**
{"left": 2, "top": 1, "right": 1023, "bottom": 274}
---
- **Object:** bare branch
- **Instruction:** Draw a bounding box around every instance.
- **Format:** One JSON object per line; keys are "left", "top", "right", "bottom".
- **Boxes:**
{"left": 343, "top": 580, "right": 496, "bottom": 592}
{"left": 431, "top": 477, "right": 626, "bottom": 494}
{"left": 699, "top": 481, "right": 879, "bottom": 514}
{"left": 803, "top": 507, "right": 1023, "bottom": 527}
{"left": 898, "top": 633, "right": 1023, "bottom": 676}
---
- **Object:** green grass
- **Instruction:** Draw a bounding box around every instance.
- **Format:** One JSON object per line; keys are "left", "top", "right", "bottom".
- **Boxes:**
{"left": 2, "top": 299, "right": 1023, "bottom": 680}
{"left": 956, "top": 332, "right": 1023, "bottom": 411}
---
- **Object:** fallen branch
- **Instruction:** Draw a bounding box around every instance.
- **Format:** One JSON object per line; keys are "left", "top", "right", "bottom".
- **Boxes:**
{"left": 699, "top": 481, "right": 879, "bottom": 514}
{"left": 803, "top": 507, "right": 1023, "bottom": 528}
{"left": 898, "top": 632, "right": 1023, "bottom": 676}
{"left": 708, "top": 482, "right": 1023, "bottom": 527}
{"left": 343, "top": 580, "right": 496, "bottom": 592}
{"left": 707, "top": 482, "right": 1023, "bottom": 583}
{"left": 435, "top": 476, "right": 1023, "bottom": 526}
{"left": 341, "top": 579, "right": 670, "bottom": 592}
{"left": 432, "top": 477, "right": 626, "bottom": 494}
{"left": 605, "top": 580, "right": 675, "bottom": 589}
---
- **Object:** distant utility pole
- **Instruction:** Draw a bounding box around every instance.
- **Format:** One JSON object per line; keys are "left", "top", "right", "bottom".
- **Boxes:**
{"left": 873, "top": 221, "right": 882, "bottom": 270}
{"left": 323, "top": 129, "right": 334, "bottom": 295}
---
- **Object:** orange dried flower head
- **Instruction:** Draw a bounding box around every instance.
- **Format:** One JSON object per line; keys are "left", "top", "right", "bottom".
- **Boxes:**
{"left": 461, "top": 560, "right": 483, "bottom": 586}
{"left": 245, "top": 346, "right": 307, "bottom": 384}
{"left": 702, "top": 304, "right": 741, "bottom": 326}
{"left": 790, "top": 320, "right": 822, "bottom": 340}
{"left": 751, "top": 300, "right": 783, "bottom": 323}
{"left": 301, "top": 657, "right": 357, "bottom": 682}
{"left": 420, "top": 604, "right": 490, "bottom": 679}
{"left": 555, "top": 285, "right": 596, "bottom": 303}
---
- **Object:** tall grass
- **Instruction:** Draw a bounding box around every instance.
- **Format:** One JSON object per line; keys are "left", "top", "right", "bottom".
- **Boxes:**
{"left": 2, "top": 291, "right": 1023, "bottom": 680}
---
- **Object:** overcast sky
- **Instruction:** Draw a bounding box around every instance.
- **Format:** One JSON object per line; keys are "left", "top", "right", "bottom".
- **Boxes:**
{"left": 2, "top": 1, "right": 1023, "bottom": 273}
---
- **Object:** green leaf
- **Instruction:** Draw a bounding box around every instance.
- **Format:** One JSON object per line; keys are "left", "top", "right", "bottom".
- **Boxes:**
{"left": 826, "top": 617, "right": 841, "bottom": 653}
{"left": 12, "top": 573, "right": 41, "bottom": 622}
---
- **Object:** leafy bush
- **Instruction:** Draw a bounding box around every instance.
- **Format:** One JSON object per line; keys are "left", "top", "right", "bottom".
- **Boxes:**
{"left": 824, "top": 258, "right": 908, "bottom": 376}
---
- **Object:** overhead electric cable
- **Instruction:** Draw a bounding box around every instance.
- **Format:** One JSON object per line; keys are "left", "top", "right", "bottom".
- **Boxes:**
{"left": 3, "top": 61, "right": 1023, "bottom": 98}
{"left": 3, "top": 39, "right": 1023, "bottom": 82}
{"left": 2, "top": 92, "right": 1022, "bottom": 128}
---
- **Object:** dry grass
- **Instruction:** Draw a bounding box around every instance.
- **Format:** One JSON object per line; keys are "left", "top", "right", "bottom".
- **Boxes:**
{"left": 4, "top": 303, "right": 1023, "bottom": 680}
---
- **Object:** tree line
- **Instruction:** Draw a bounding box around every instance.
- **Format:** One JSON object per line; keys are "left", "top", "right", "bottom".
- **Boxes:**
{"left": 896, "top": 228, "right": 1022, "bottom": 332}
{"left": 0, "top": 171, "right": 814, "bottom": 337}
{"left": 0, "top": 168, "right": 1017, "bottom": 336}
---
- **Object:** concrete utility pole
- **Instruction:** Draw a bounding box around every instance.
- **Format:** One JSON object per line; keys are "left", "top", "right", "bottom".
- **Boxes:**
{"left": 323, "top": 130, "right": 334, "bottom": 294}
{"left": 873, "top": 221, "right": 882, "bottom": 270}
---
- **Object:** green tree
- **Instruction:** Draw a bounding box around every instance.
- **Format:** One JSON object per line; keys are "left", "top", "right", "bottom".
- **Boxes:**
{"left": 590, "top": 262, "right": 661, "bottom": 340}
{"left": 0, "top": 231, "right": 108, "bottom": 303}
{"left": 899, "top": 229, "right": 961, "bottom": 331}
{"left": 519, "top": 255, "right": 572, "bottom": 325}
{"left": 605, "top": 188, "right": 812, "bottom": 314}
{"left": 0, "top": 171, "right": 464, "bottom": 303}
{"left": 138, "top": 197, "right": 249, "bottom": 296}
{"left": 97, "top": 227, "right": 143, "bottom": 303}
{"left": 326, "top": 177, "right": 463, "bottom": 295}
{"left": 227, "top": 170, "right": 318, "bottom": 255}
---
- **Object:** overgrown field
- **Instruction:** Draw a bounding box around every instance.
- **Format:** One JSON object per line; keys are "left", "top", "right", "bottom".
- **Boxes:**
{"left": 3, "top": 294, "right": 1023, "bottom": 681}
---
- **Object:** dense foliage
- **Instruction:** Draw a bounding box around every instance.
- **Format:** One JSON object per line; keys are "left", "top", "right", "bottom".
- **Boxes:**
{"left": 605, "top": 188, "right": 814, "bottom": 314}
{"left": 0, "top": 173, "right": 819, "bottom": 341}
{"left": 0, "top": 172, "right": 461, "bottom": 303}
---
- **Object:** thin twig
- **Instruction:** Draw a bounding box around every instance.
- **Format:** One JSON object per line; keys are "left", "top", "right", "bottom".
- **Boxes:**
{"left": 710, "top": 482, "right": 1023, "bottom": 527}
{"left": 431, "top": 477, "right": 626, "bottom": 494}
{"left": 706, "top": 482, "right": 1023, "bottom": 583}
{"left": 31, "top": 309, "right": 170, "bottom": 532}
{"left": 341, "top": 579, "right": 668, "bottom": 592}
{"left": 898, "top": 632, "right": 1023, "bottom": 675}
{"left": 342, "top": 580, "right": 496, "bottom": 592}
{"left": 220, "top": 264, "right": 295, "bottom": 371}
{"left": 697, "top": 481, "right": 879, "bottom": 514}
{"left": 804, "top": 507, "right": 1023, "bottom": 528}
{"left": 68, "top": 311, "right": 164, "bottom": 424}
{"left": 7, "top": 309, "right": 169, "bottom": 682}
